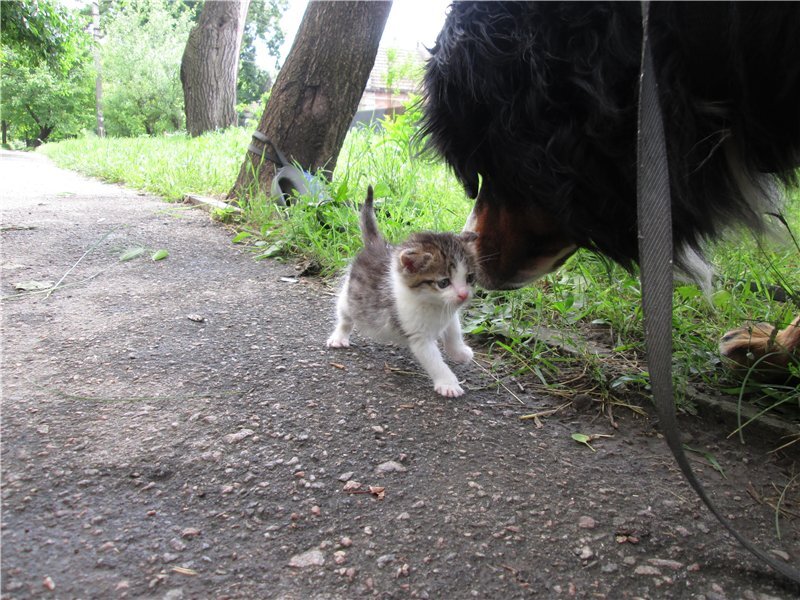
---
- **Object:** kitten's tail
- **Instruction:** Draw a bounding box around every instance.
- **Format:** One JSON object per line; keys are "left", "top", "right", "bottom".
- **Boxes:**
{"left": 360, "top": 186, "right": 383, "bottom": 248}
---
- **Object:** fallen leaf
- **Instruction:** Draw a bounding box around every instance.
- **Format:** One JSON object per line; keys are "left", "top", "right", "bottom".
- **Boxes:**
{"left": 119, "top": 247, "right": 146, "bottom": 262}
{"left": 172, "top": 567, "right": 197, "bottom": 576}
{"left": 684, "top": 445, "right": 727, "bottom": 479}
{"left": 14, "top": 280, "right": 54, "bottom": 291}
{"left": 330, "top": 363, "right": 346, "bottom": 370}
{"left": 571, "top": 432, "right": 596, "bottom": 452}
{"left": 151, "top": 249, "right": 169, "bottom": 261}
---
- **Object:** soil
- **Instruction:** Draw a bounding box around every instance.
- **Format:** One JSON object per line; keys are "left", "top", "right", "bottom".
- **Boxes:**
{"left": 1, "top": 149, "right": 798, "bottom": 599}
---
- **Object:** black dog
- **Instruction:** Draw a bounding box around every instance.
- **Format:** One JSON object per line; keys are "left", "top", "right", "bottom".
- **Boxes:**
{"left": 421, "top": 2, "right": 800, "bottom": 289}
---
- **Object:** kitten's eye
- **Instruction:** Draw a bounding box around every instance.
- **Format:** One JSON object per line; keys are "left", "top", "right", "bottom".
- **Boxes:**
{"left": 436, "top": 278, "right": 450, "bottom": 289}
{"left": 466, "top": 273, "right": 476, "bottom": 285}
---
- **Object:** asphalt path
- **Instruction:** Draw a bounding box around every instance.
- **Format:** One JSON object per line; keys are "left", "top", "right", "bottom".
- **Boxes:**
{"left": 1, "top": 149, "right": 798, "bottom": 599}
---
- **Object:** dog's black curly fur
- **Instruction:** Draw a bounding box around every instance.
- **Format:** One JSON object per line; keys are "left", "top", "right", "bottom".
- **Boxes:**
{"left": 421, "top": 2, "right": 800, "bottom": 288}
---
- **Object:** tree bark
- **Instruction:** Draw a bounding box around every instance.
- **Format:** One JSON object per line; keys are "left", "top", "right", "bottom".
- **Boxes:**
{"left": 228, "top": 0, "right": 392, "bottom": 201}
{"left": 1, "top": 120, "right": 7, "bottom": 146}
{"left": 181, "top": 0, "right": 251, "bottom": 137}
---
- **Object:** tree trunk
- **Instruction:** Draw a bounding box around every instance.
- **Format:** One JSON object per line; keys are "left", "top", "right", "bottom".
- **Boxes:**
{"left": 228, "top": 0, "right": 392, "bottom": 201}
{"left": 92, "top": 0, "right": 105, "bottom": 137}
{"left": 1, "top": 120, "right": 7, "bottom": 146}
{"left": 181, "top": 0, "right": 251, "bottom": 137}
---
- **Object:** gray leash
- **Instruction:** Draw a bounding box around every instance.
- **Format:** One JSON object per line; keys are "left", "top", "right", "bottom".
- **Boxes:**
{"left": 636, "top": 1, "right": 800, "bottom": 584}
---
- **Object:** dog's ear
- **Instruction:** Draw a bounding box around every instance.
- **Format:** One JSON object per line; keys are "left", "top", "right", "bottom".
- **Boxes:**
{"left": 399, "top": 249, "right": 433, "bottom": 273}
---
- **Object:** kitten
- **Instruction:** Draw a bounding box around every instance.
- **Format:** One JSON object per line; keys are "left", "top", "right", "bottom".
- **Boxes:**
{"left": 327, "top": 186, "right": 478, "bottom": 397}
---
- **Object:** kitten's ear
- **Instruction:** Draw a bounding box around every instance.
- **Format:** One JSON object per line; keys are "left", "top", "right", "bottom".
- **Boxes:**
{"left": 399, "top": 249, "right": 433, "bottom": 273}
{"left": 460, "top": 231, "right": 478, "bottom": 244}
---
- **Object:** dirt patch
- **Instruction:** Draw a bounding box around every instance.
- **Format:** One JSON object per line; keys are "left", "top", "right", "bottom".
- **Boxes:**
{"left": 1, "top": 150, "right": 798, "bottom": 598}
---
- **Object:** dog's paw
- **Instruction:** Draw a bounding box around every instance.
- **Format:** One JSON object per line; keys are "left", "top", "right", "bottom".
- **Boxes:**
{"left": 434, "top": 380, "right": 465, "bottom": 398}
{"left": 447, "top": 343, "right": 474, "bottom": 364}
{"left": 326, "top": 334, "right": 350, "bottom": 348}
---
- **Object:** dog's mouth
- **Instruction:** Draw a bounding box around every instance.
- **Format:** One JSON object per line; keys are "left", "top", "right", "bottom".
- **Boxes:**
{"left": 474, "top": 244, "right": 577, "bottom": 290}
{"left": 463, "top": 187, "right": 577, "bottom": 291}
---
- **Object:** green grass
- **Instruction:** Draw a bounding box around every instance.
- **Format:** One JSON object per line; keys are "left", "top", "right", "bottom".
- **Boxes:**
{"left": 39, "top": 114, "right": 799, "bottom": 429}
{"left": 40, "top": 129, "right": 251, "bottom": 200}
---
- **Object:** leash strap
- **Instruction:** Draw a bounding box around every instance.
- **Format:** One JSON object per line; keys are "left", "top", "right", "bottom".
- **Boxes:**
{"left": 636, "top": 1, "right": 800, "bottom": 583}
{"left": 247, "top": 131, "right": 287, "bottom": 167}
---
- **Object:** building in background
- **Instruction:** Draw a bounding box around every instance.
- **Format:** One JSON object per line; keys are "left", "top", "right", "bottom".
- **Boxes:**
{"left": 351, "top": 45, "right": 428, "bottom": 127}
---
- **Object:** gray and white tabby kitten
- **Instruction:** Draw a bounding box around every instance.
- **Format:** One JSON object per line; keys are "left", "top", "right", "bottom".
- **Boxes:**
{"left": 327, "top": 186, "right": 478, "bottom": 397}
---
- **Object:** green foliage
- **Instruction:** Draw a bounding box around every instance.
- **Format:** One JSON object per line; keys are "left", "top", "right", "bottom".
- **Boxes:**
{"left": 1, "top": 0, "right": 86, "bottom": 66}
{"left": 384, "top": 48, "right": 423, "bottom": 95}
{"left": 1, "top": 0, "right": 95, "bottom": 145}
{"left": 238, "top": 0, "right": 287, "bottom": 104}
{"left": 100, "top": 0, "right": 193, "bottom": 136}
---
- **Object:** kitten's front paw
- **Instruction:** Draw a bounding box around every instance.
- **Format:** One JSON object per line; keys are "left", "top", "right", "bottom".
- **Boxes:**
{"left": 326, "top": 334, "right": 350, "bottom": 348}
{"left": 434, "top": 380, "right": 465, "bottom": 398}
{"left": 446, "top": 343, "right": 474, "bottom": 364}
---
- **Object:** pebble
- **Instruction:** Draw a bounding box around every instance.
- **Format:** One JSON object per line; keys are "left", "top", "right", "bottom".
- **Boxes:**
{"left": 288, "top": 549, "right": 325, "bottom": 568}
{"left": 338, "top": 472, "right": 354, "bottom": 482}
{"left": 376, "top": 461, "right": 406, "bottom": 474}
{"left": 648, "top": 558, "right": 683, "bottom": 571}
{"left": 577, "top": 546, "right": 593, "bottom": 560}
{"left": 578, "top": 516, "right": 596, "bottom": 529}
{"left": 770, "top": 549, "right": 790, "bottom": 561}
{"left": 377, "top": 554, "right": 396, "bottom": 568}
{"left": 601, "top": 563, "right": 618, "bottom": 573}
{"left": 634, "top": 565, "right": 661, "bottom": 576}
{"left": 224, "top": 429, "right": 254, "bottom": 444}
{"left": 340, "top": 537, "right": 353, "bottom": 548}
{"left": 42, "top": 576, "right": 55, "bottom": 591}
{"left": 181, "top": 527, "right": 201, "bottom": 539}
{"left": 334, "top": 551, "right": 347, "bottom": 565}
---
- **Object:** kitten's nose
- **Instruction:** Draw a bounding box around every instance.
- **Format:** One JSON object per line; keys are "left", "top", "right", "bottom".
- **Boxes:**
{"left": 457, "top": 289, "right": 470, "bottom": 302}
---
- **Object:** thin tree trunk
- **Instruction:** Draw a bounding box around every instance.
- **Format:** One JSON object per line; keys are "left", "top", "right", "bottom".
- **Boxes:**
{"left": 23, "top": 106, "right": 53, "bottom": 146}
{"left": 181, "top": 0, "right": 251, "bottom": 137}
{"left": 1, "top": 120, "right": 7, "bottom": 146}
{"left": 92, "top": 0, "right": 105, "bottom": 137}
{"left": 228, "top": 0, "right": 392, "bottom": 201}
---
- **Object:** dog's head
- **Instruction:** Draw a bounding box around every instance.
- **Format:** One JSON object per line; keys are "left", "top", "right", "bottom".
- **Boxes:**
{"left": 464, "top": 183, "right": 577, "bottom": 290}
